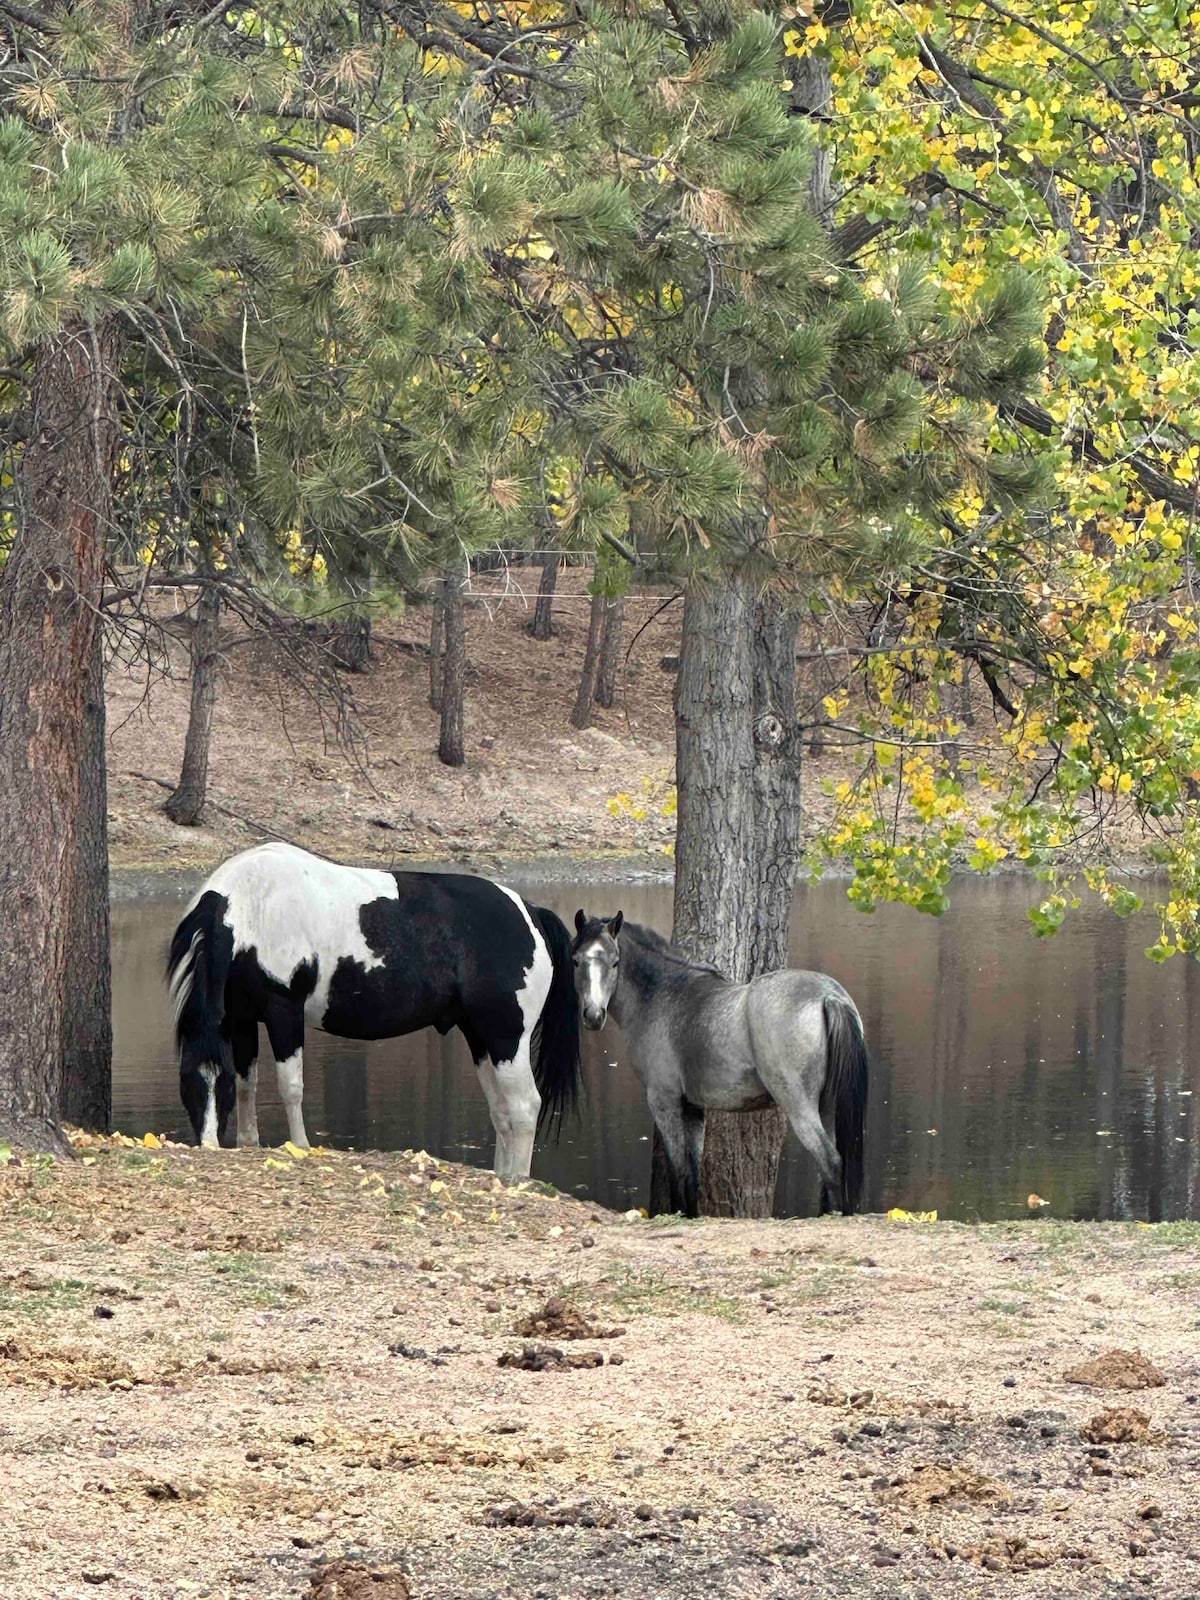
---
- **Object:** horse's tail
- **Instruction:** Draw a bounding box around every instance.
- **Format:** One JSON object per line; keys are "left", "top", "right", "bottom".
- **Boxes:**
{"left": 167, "top": 890, "right": 233, "bottom": 1079}
{"left": 822, "top": 995, "right": 869, "bottom": 1215}
{"left": 527, "top": 904, "right": 583, "bottom": 1134}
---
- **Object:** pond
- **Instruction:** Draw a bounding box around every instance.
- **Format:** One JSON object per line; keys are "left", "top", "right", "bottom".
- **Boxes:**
{"left": 112, "top": 870, "right": 1199, "bottom": 1222}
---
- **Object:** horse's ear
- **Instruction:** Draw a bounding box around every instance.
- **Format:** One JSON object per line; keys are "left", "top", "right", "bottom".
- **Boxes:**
{"left": 608, "top": 911, "right": 624, "bottom": 937}
{"left": 574, "top": 909, "right": 587, "bottom": 934}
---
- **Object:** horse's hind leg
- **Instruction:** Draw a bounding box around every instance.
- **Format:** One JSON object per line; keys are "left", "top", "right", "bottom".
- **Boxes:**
{"left": 749, "top": 1005, "right": 842, "bottom": 1209}
{"left": 230, "top": 1016, "right": 260, "bottom": 1149}
{"left": 778, "top": 1096, "right": 841, "bottom": 1212}
{"left": 496, "top": 1050, "right": 542, "bottom": 1180}
{"left": 473, "top": 1060, "right": 511, "bottom": 1177}
{"left": 264, "top": 1000, "right": 309, "bottom": 1150}
{"left": 475, "top": 1027, "right": 541, "bottom": 1181}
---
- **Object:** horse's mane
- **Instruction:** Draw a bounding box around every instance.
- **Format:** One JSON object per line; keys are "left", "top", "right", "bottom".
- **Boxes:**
{"left": 624, "top": 921, "right": 728, "bottom": 980}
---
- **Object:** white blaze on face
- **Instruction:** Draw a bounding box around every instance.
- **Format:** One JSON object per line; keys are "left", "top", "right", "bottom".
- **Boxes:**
{"left": 580, "top": 941, "right": 611, "bottom": 1018}
{"left": 199, "top": 1065, "right": 219, "bottom": 1148}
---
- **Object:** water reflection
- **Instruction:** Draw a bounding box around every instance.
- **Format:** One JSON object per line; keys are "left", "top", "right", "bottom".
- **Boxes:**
{"left": 111, "top": 873, "right": 1198, "bottom": 1221}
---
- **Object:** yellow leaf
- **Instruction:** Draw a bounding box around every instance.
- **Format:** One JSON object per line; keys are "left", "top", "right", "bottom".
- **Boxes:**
{"left": 142, "top": 1132, "right": 161, "bottom": 1149}
{"left": 283, "top": 1141, "right": 309, "bottom": 1160}
{"left": 263, "top": 1156, "right": 290, "bottom": 1171}
{"left": 887, "top": 1207, "right": 937, "bottom": 1223}
{"left": 428, "top": 1179, "right": 447, "bottom": 1195}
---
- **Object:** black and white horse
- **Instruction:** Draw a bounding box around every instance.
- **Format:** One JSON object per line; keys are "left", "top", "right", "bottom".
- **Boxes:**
{"left": 571, "top": 913, "right": 869, "bottom": 1218}
{"left": 167, "top": 842, "right": 581, "bottom": 1178}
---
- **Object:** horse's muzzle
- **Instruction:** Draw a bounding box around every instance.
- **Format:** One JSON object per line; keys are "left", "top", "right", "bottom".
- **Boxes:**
{"left": 582, "top": 1004, "right": 607, "bottom": 1030}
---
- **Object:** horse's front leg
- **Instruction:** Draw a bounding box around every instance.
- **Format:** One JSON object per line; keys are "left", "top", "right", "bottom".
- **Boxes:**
{"left": 647, "top": 1088, "right": 697, "bottom": 1218}
{"left": 231, "top": 1018, "right": 260, "bottom": 1148}
{"left": 265, "top": 1003, "right": 310, "bottom": 1150}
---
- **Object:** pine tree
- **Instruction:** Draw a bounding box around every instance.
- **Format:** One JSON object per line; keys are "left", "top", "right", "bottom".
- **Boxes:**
{"left": 415, "top": 2, "right": 1047, "bottom": 1212}
{"left": 0, "top": 0, "right": 533, "bottom": 1141}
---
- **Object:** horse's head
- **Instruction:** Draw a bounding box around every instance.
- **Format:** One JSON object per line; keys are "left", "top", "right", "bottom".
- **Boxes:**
{"left": 180, "top": 1061, "right": 236, "bottom": 1148}
{"left": 571, "top": 909, "right": 623, "bottom": 1029}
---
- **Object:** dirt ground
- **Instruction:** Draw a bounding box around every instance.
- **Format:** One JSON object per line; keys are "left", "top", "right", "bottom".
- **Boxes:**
{"left": 103, "top": 565, "right": 1162, "bottom": 881}
{"left": 105, "top": 570, "right": 684, "bottom": 872}
{"left": 1, "top": 1137, "right": 1198, "bottom": 1600}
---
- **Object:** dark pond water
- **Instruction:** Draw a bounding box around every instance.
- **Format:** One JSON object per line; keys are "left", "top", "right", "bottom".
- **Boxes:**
{"left": 112, "top": 873, "right": 1199, "bottom": 1222}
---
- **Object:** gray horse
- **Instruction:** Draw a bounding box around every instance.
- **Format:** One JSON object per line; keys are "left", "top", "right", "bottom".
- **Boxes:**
{"left": 571, "top": 913, "right": 868, "bottom": 1218}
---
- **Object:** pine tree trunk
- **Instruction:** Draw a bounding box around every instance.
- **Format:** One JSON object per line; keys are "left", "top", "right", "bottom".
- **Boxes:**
{"left": 330, "top": 553, "right": 372, "bottom": 673}
{"left": 331, "top": 610, "right": 372, "bottom": 674}
{"left": 694, "top": 596, "right": 801, "bottom": 1211}
{"left": 667, "top": 574, "right": 767, "bottom": 1216}
{"left": 749, "top": 594, "right": 802, "bottom": 972}
{"left": 0, "top": 319, "right": 121, "bottom": 1154}
{"left": 164, "top": 579, "right": 221, "bottom": 827}
{"left": 58, "top": 627, "right": 112, "bottom": 1134}
{"left": 429, "top": 594, "right": 445, "bottom": 711}
{"left": 437, "top": 569, "right": 466, "bottom": 767}
{"left": 654, "top": 575, "right": 803, "bottom": 1217}
{"left": 530, "top": 548, "right": 560, "bottom": 640}
{"left": 571, "top": 590, "right": 606, "bottom": 730}
{"left": 594, "top": 594, "right": 624, "bottom": 708}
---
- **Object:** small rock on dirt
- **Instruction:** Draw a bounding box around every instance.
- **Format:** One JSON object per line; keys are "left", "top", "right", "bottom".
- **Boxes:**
{"left": 306, "top": 1560, "right": 411, "bottom": 1599}
{"left": 1063, "top": 1350, "right": 1166, "bottom": 1391}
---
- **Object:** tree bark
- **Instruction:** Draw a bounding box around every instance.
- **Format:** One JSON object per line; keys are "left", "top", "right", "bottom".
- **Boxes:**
{"left": 58, "top": 626, "right": 112, "bottom": 1134}
{"left": 530, "top": 547, "right": 560, "bottom": 640}
{"left": 749, "top": 594, "right": 802, "bottom": 972}
{"left": 330, "top": 610, "right": 371, "bottom": 674}
{"left": 429, "top": 593, "right": 445, "bottom": 711}
{"left": 0, "top": 319, "right": 121, "bottom": 1154}
{"left": 594, "top": 593, "right": 624, "bottom": 708}
{"left": 696, "top": 596, "right": 801, "bottom": 1212}
{"left": 164, "top": 578, "right": 222, "bottom": 827}
{"left": 437, "top": 568, "right": 467, "bottom": 767}
{"left": 654, "top": 575, "right": 804, "bottom": 1217}
{"left": 330, "top": 553, "right": 372, "bottom": 673}
{"left": 660, "top": 575, "right": 762, "bottom": 1211}
{"left": 570, "top": 590, "right": 606, "bottom": 730}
